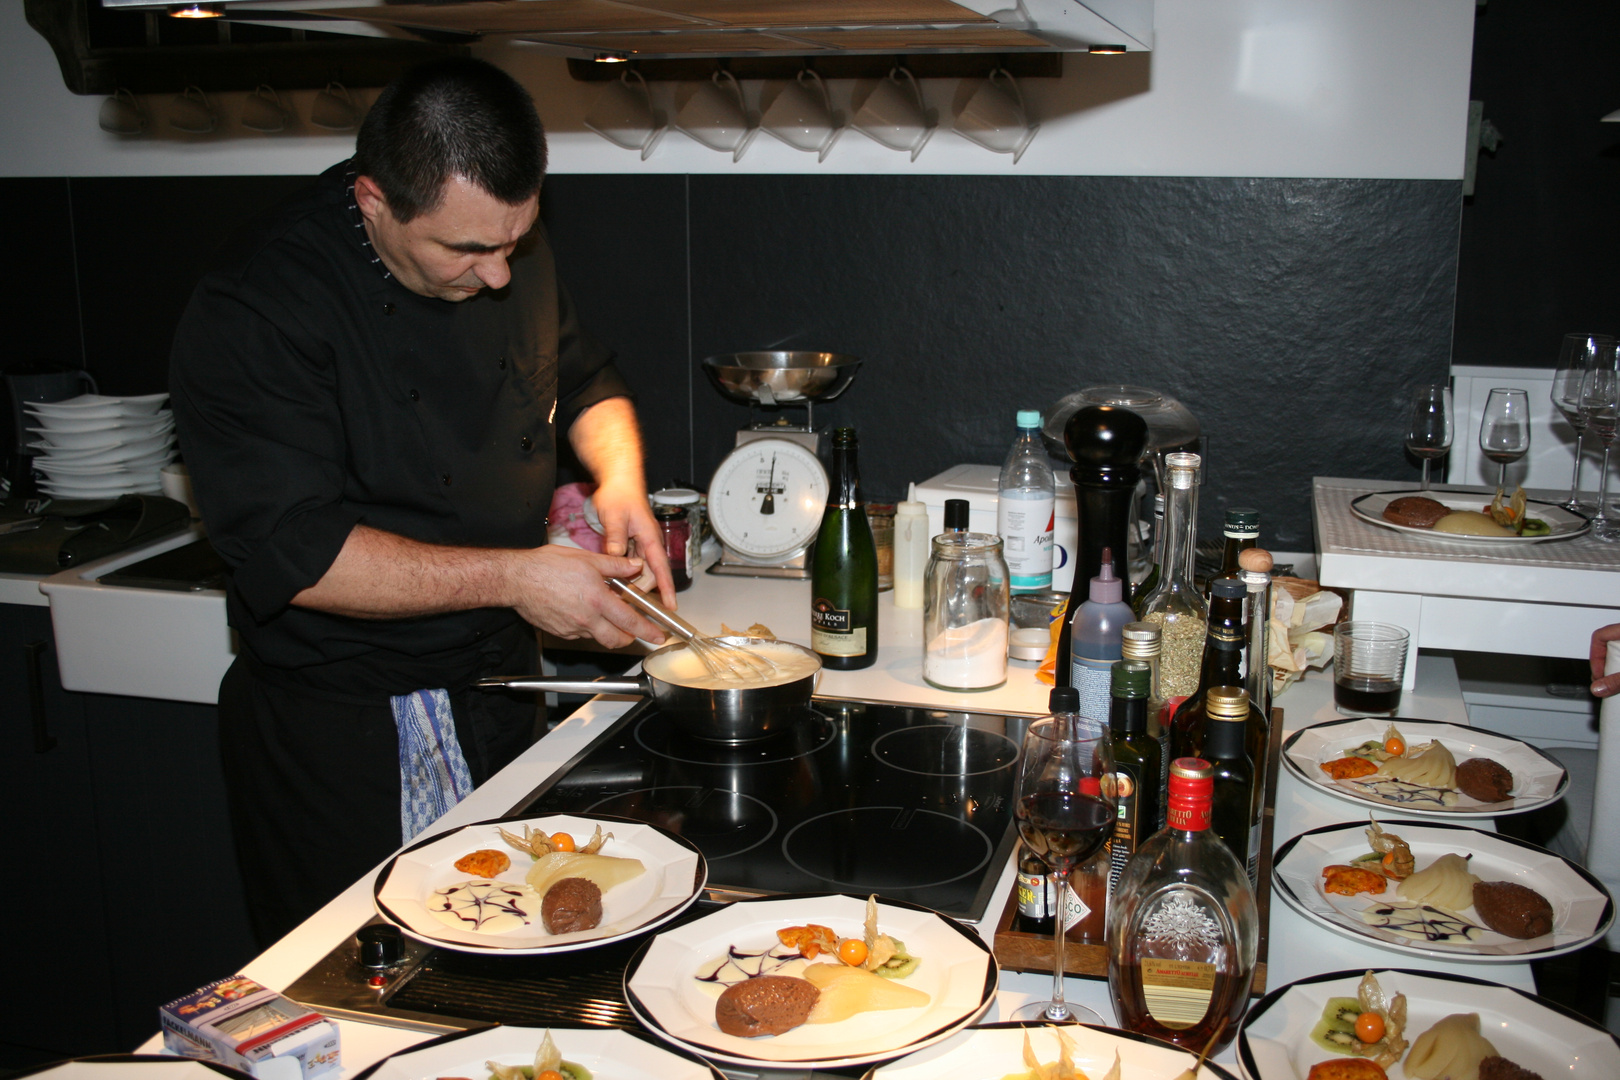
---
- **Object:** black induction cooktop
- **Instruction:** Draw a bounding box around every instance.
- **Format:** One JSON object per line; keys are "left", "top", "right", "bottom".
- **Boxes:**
{"left": 515, "top": 696, "right": 1026, "bottom": 923}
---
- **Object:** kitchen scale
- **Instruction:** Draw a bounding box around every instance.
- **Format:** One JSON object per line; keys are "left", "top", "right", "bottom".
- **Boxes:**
{"left": 700, "top": 351, "right": 861, "bottom": 579}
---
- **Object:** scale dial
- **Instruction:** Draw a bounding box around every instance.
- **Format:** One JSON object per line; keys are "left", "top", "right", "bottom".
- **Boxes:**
{"left": 707, "top": 438, "right": 829, "bottom": 562}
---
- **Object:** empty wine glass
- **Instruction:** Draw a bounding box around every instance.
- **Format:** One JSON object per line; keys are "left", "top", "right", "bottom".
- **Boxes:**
{"left": 1551, "top": 332, "right": 1613, "bottom": 511}
{"left": 1405, "top": 383, "right": 1453, "bottom": 491}
{"left": 1479, "top": 387, "right": 1531, "bottom": 490}
{"left": 1012, "top": 686, "right": 1114, "bottom": 1024}
{"left": 1580, "top": 341, "right": 1620, "bottom": 541}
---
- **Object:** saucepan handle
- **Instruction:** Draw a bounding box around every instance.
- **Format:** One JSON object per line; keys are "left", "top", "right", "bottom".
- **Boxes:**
{"left": 475, "top": 675, "right": 649, "bottom": 695}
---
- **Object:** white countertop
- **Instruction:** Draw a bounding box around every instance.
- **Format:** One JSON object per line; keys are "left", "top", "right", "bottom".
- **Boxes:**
{"left": 131, "top": 570, "right": 1535, "bottom": 1074}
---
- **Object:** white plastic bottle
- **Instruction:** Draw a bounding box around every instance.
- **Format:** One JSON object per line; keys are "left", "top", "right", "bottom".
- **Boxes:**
{"left": 996, "top": 409, "right": 1056, "bottom": 593}
{"left": 891, "top": 500, "right": 930, "bottom": 608}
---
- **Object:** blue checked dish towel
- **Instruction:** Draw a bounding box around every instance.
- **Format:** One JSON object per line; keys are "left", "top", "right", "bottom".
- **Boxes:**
{"left": 392, "top": 688, "right": 475, "bottom": 843}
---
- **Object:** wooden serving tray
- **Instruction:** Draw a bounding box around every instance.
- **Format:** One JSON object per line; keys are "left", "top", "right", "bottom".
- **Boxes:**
{"left": 991, "top": 708, "right": 1287, "bottom": 995}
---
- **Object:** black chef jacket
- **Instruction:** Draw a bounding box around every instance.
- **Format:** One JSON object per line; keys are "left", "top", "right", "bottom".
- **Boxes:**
{"left": 170, "top": 162, "right": 630, "bottom": 701}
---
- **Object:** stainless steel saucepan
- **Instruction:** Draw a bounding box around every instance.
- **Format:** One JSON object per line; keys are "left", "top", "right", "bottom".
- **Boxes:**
{"left": 476, "top": 636, "right": 822, "bottom": 744}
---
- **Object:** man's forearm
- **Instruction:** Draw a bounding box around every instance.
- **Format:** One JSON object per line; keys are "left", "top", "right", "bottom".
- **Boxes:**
{"left": 569, "top": 396, "right": 644, "bottom": 489}
{"left": 291, "top": 524, "right": 512, "bottom": 618}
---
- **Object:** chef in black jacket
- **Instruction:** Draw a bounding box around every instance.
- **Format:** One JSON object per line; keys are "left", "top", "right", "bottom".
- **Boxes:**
{"left": 170, "top": 58, "right": 674, "bottom": 944}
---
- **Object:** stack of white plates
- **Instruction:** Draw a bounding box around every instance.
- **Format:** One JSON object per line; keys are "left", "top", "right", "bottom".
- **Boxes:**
{"left": 25, "top": 393, "right": 177, "bottom": 499}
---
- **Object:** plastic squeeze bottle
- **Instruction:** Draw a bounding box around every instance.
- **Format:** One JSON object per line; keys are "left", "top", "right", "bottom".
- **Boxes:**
{"left": 891, "top": 499, "right": 930, "bottom": 609}
{"left": 1070, "top": 547, "right": 1135, "bottom": 722}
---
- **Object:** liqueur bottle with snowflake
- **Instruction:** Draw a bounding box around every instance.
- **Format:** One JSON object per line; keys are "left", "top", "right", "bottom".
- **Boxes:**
{"left": 1106, "top": 757, "right": 1258, "bottom": 1054}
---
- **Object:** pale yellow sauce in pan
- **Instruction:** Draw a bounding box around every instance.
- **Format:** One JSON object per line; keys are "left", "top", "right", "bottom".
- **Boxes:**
{"left": 644, "top": 640, "right": 820, "bottom": 690}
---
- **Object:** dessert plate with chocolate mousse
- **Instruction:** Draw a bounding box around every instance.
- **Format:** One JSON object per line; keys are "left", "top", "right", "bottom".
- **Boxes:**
{"left": 624, "top": 893, "right": 997, "bottom": 1069}
{"left": 373, "top": 813, "right": 706, "bottom": 955}
{"left": 1282, "top": 717, "right": 1569, "bottom": 819}
{"left": 1349, "top": 489, "right": 1589, "bottom": 543}
{"left": 1273, "top": 819, "right": 1613, "bottom": 961}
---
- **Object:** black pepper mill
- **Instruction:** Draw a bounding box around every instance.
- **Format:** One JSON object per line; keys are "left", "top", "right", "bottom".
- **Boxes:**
{"left": 1054, "top": 405, "right": 1148, "bottom": 686}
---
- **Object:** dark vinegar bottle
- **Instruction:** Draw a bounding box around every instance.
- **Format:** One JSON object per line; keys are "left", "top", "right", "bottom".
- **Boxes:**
{"left": 1169, "top": 577, "right": 1246, "bottom": 761}
{"left": 811, "top": 427, "right": 878, "bottom": 670}
{"left": 1107, "top": 659, "right": 1163, "bottom": 893}
{"left": 1203, "top": 688, "right": 1258, "bottom": 883}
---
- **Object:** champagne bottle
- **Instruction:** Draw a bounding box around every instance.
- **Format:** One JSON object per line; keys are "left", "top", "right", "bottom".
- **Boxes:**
{"left": 811, "top": 427, "right": 878, "bottom": 670}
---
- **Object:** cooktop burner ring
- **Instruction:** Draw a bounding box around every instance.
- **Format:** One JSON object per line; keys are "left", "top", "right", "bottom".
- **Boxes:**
{"left": 586, "top": 785, "right": 778, "bottom": 861}
{"left": 870, "top": 723, "right": 1021, "bottom": 777}
{"left": 780, "top": 806, "right": 996, "bottom": 890}
{"left": 633, "top": 709, "right": 835, "bottom": 766}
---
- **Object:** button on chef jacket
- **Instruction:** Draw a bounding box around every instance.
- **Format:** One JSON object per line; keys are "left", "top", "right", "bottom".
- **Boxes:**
{"left": 170, "top": 162, "right": 631, "bottom": 702}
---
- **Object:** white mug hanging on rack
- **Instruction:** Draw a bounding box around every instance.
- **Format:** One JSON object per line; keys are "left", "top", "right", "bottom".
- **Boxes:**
{"left": 311, "top": 83, "right": 360, "bottom": 131}
{"left": 98, "top": 88, "right": 146, "bottom": 135}
{"left": 954, "top": 68, "right": 1039, "bottom": 163}
{"left": 761, "top": 69, "right": 842, "bottom": 162}
{"left": 676, "top": 70, "right": 758, "bottom": 161}
{"left": 241, "top": 85, "right": 291, "bottom": 133}
{"left": 585, "top": 70, "right": 666, "bottom": 159}
{"left": 854, "top": 67, "right": 935, "bottom": 161}
{"left": 167, "top": 86, "right": 217, "bottom": 135}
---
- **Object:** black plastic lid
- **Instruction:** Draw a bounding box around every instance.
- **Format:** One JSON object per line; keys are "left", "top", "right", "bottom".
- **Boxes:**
{"left": 944, "top": 498, "right": 971, "bottom": 530}
{"left": 1211, "top": 577, "right": 1247, "bottom": 599}
{"left": 1223, "top": 507, "right": 1260, "bottom": 528}
{"left": 1049, "top": 686, "right": 1080, "bottom": 713}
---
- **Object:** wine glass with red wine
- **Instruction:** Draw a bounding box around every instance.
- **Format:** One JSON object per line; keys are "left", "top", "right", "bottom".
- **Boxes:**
{"left": 1011, "top": 688, "right": 1115, "bottom": 1024}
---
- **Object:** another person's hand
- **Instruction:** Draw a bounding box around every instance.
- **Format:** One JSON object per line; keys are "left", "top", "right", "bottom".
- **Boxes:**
{"left": 1592, "top": 623, "right": 1620, "bottom": 698}
{"left": 506, "top": 545, "right": 668, "bottom": 649}
{"left": 592, "top": 479, "right": 677, "bottom": 608}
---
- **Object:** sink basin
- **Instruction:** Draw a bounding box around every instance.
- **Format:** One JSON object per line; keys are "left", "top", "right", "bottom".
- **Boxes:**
{"left": 39, "top": 523, "right": 235, "bottom": 703}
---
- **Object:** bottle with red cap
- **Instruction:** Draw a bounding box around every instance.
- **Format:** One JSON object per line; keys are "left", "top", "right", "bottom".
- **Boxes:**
{"left": 1106, "top": 757, "right": 1258, "bottom": 1055}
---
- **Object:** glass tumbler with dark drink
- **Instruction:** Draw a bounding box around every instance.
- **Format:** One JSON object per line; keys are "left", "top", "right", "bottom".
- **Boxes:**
{"left": 1332, "top": 621, "right": 1410, "bottom": 716}
{"left": 1013, "top": 685, "right": 1116, "bottom": 1024}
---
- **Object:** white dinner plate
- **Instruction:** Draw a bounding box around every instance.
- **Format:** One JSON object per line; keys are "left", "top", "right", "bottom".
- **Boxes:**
{"left": 1349, "top": 489, "right": 1589, "bottom": 543}
{"left": 31, "top": 435, "right": 176, "bottom": 467}
{"left": 27, "top": 393, "right": 170, "bottom": 419}
{"left": 373, "top": 813, "right": 706, "bottom": 955}
{"left": 37, "top": 483, "right": 162, "bottom": 499}
{"left": 354, "top": 1024, "right": 724, "bottom": 1080}
{"left": 624, "top": 892, "right": 997, "bottom": 1070}
{"left": 1281, "top": 717, "right": 1568, "bottom": 818}
{"left": 12, "top": 1057, "right": 254, "bottom": 1080}
{"left": 26, "top": 411, "right": 174, "bottom": 434}
{"left": 1272, "top": 819, "right": 1613, "bottom": 961}
{"left": 867, "top": 1021, "right": 1239, "bottom": 1080}
{"left": 1237, "top": 967, "right": 1620, "bottom": 1080}
{"left": 28, "top": 427, "right": 128, "bottom": 451}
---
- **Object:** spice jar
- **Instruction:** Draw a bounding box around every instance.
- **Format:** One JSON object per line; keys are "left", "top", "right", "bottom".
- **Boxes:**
{"left": 654, "top": 503, "right": 692, "bottom": 591}
{"left": 923, "top": 532, "right": 1010, "bottom": 691}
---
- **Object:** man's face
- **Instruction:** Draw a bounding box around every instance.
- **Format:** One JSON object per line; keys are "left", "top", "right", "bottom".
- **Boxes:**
{"left": 355, "top": 174, "right": 539, "bottom": 302}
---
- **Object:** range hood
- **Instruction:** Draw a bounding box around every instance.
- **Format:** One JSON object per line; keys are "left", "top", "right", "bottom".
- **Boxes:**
{"left": 98, "top": 0, "right": 1152, "bottom": 61}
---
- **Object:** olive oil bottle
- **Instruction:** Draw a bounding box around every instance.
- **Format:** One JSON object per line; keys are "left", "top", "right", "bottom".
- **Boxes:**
{"left": 811, "top": 427, "right": 878, "bottom": 669}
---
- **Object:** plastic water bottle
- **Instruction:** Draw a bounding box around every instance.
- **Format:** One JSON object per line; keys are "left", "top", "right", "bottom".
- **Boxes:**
{"left": 996, "top": 409, "right": 1055, "bottom": 593}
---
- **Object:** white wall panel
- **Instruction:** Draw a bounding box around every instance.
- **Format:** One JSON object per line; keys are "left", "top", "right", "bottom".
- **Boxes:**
{"left": 0, "top": 0, "right": 1474, "bottom": 179}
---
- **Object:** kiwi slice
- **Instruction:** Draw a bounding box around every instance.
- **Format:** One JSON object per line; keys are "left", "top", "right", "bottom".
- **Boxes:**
{"left": 873, "top": 938, "right": 920, "bottom": 979}
{"left": 1308, "top": 997, "right": 1366, "bottom": 1055}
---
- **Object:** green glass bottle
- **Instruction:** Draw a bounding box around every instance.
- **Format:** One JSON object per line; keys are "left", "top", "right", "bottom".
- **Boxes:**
{"left": 1203, "top": 687, "right": 1259, "bottom": 883}
{"left": 1107, "top": 659, "right": 1163, "bottom": 894}
{"left": 811, "top": 427, "right": 879, "bottom": 670}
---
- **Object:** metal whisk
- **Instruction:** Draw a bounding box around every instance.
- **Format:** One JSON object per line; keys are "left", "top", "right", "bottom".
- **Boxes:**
{"left": 605, "top": 578, "right": 778, "bottom": 683}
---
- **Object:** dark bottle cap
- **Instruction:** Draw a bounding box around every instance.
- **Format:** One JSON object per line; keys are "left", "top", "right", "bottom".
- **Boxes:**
{"left": 831, "top": 426, "right": 858, "bottom": 447}
{"left": 1223, "top": 507, "right": 1260, "bottom": 530}
{"left": 1211, "top": 577, "right": 1247, "bottom": 599}
{"left": 1049, "top": 685, "right": 1080, "bottom": 714}
{"left": 943, "top": 498, "right": 971, "bottom": 530}
{"left": 1111, "top": 659, "right": 1150, "bottom": 699}
{"left": 1063, "top": 405, "right": 1147, "bottom": 486}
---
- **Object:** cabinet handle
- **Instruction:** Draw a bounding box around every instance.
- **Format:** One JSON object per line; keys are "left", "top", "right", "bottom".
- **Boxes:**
{"left": 25, "top": 639, "right": 56, "bottom": 754}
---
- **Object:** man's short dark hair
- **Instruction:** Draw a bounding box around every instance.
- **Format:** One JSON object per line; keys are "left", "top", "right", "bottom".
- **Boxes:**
{"left": 354, "top": 57, "right": 547, "bottom": 222}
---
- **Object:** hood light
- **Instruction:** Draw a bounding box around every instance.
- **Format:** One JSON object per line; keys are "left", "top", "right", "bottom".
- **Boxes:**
{"left": 594, "top": 52, "right": 629, "bottom": 63}
{"left": 169, "top": 3, "right": 223, "bottom": 16}
{"left": 1088, "top": 43, "right": 1127, "bottom": 54}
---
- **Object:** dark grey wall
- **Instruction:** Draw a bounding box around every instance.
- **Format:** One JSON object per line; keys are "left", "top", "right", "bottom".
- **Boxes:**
{"left": 548, "top": 174, "right": 1462, "bottom": 551}
{"left": 5, "top": 172, "right": 1460, "bottom": 551}
{"left": 1454, "top": 0, "right": 1620, "bottom": 364}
